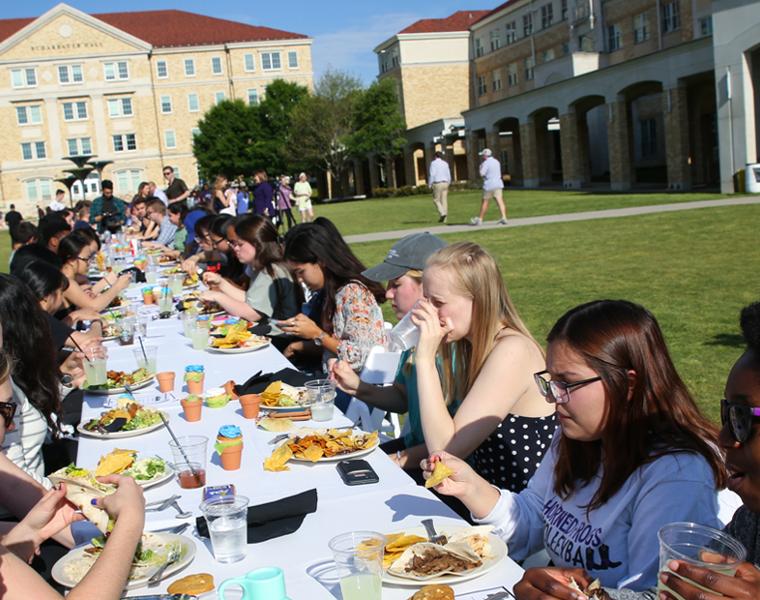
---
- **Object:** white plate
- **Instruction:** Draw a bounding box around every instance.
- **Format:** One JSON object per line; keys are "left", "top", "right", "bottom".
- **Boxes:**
{"left": 77, "top": 413, "right": 166, "bottom": 439}
{"left": 259, "top": 387, "right": 310, "bottom": 412}
{"left": 290, "top": 443, "right": 377, "bottom": 463}
{"left": 84, "top": 377, "right": 155, "bottom": 396}
{"left": 52, "top": 533, "right": 196, "bottom": 590}
{"left": 133, "top": 464, "right": 175, "bottom": 489}
{"left": 206, "top": 340, "right": 271, "bottom": 354}
{"left": 381, "top": 526, "right": 508, "bottom": 587}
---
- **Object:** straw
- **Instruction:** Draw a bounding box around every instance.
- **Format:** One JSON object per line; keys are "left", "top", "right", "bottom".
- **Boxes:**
{"left": 159, "top": 413, "right": 201, "bottom": 485}
{"left": 69, "top": 337, "right": 93, "bottom": 364}
{"left": 138, "top": 336, "right": 148, "bottom": 364}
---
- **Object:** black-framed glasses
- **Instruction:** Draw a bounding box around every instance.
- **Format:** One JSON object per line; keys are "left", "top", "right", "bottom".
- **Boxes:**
{"left": 209, "top": 237, "right": 226, "bottom": 248}
{"left": 534, "top": 370, "right": 602, "bottom": 405}
{"left": 76, "top": 255, "right": 92, "bottom": 264}
{"left": 0, "top": 401, "right": 17, "bottom": 428}
{"left": 721, "top": 399, "right": 760, "bottom": 443}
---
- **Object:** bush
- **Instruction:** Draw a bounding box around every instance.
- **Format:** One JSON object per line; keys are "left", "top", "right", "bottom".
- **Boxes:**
{"left": 371, "top": 185, "right": 432, "bottom": 198}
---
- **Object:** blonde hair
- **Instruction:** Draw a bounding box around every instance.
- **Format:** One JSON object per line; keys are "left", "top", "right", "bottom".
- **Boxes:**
{"left": 425, "top": 242, "right": 541, "bottom": 404}
{"left": 0, "top": 350, "right": 12, "bottom": 385}
{"left": 213, "top": 175, "right": 227, "bottom": 192}
{"left": 405, "top": 269, "right": 423, "bottom": 283}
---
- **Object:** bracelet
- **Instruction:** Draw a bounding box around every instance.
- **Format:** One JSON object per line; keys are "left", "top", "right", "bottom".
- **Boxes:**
{"left": 396, "top": 450, "right": 403, "bottom": 464}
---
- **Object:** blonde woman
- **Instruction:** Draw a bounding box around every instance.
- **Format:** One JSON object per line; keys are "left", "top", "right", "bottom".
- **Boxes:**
{"left": 293, "top": 172, "right": 314, "bottom": 222}
{"left": 213, "top": 175, "right": 236, "bottom": 216}
{"left": 411, "top": 242, "right": 556, "bottom": 491}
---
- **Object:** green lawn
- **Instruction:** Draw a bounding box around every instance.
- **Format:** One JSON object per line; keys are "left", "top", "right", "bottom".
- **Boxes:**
{"left": 316, "top": 189, "right": 729, "bottom": 236}
{"left": 350, "top": 204, "right": 759, "bottom": 423}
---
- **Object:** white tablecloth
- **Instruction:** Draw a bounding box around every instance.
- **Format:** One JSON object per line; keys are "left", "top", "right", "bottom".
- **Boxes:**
{"left": 75, "top": 290, "right": 524, "bottom": 598}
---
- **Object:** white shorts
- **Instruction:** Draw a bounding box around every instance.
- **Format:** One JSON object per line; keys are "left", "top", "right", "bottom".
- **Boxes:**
{"left": 296, "top": 197, "right": 312, "bottom": 212}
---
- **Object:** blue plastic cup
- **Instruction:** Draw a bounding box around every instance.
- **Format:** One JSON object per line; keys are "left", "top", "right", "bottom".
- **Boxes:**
{"left": 217, "top": 566, "right": 289, "bottom": 600}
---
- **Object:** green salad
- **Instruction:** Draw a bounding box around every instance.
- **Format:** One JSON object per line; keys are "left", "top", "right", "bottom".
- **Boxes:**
{"left": 123, "top": 457, "right": 167, "bottom": 481}
{"left": 121, "top": 409, "right": 163, "bottom": 431}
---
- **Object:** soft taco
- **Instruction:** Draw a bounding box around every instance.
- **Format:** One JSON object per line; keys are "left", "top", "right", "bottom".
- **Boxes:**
{"left": 388, "top": 541, "right": 482, "bottom": 580}
{"left": 49, "top": 465, "right": 116, "bottom": 533}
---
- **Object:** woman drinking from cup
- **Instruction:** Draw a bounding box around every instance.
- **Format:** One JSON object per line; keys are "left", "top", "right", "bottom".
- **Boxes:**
{"left": 424, "top": 300, "right": 725, "bottom": 592}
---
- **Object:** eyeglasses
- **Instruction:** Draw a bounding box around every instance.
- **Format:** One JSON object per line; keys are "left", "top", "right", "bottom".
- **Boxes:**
{"left": 534, "top": 370, "right": 602, "bottom": 405}
{"left": 163, "top": 171, "right": 172, "bottom": 176}
{"left": 721, "top": 399, "right": 760, "bottom": 443}
{"left": 209, "top": 237, "right": 226, "bottom": 248}
{"left": 76, "top": 255, "right": 93, "bottom": 264}
{"left": 229, "top": 239, "right": 245, "bottom": 249}
{"left": 0, "top": 401, "right": 17, "bottom": 428}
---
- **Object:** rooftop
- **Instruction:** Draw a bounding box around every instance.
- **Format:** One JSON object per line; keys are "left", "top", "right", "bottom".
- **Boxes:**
{"left": 399, "top": 10, "right": 490, "bottom": 35}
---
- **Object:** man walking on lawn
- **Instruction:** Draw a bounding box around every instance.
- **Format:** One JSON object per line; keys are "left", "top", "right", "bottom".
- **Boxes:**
{"left": 470, "top": 148, "right": 507, "bottom": 226}
{"left": 428, "top": 151, "right": 451, "bottom": 223}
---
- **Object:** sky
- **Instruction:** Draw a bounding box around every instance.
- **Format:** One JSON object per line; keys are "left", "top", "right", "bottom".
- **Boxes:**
{"left": 4, "top": 0, "right": 493, "bottom": 84}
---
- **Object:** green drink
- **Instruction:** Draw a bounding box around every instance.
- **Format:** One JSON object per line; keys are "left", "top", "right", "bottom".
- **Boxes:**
{"left": 339, "top": 574, "right": 381, "bottom": 600}
{"left": 329, "top": 531, "right": 384, "bottom": 600}
{"left": 84, "top": 358, "right": 107, "bottom": 387}
{"left": 191, "top": 326, "right": 209, "bottom": 350}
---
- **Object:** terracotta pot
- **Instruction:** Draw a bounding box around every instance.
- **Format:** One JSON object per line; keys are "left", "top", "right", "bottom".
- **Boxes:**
{"left": 181, "top": 399, "right": 202, "bottom": 422}
{"left": 156, "top": 371, "right": 175, "bottom": 393}
{"left": 223, "top": 380, "right": 239, "bottom": 400}
{"left": 219, "top": 444, "right": 243, "bottom": 470}
{"left": 239, "top": 394, "right": 261, "bottom": 419}
{"left": 186, "top": 377, "right": 204, "bottom": 395}
{"left": 143, "top": 293, "right": 154, "bottom": 305}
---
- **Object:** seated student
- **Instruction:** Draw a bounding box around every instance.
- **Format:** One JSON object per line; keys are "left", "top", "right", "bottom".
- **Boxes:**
{"left": 129, "top": 197, "right": 158, "bottom": 240}
{"left": 72, "top": 201, "right": 93, "bottom": 231}
{"left": 141, "top": 198, "right": 177, "bottom": 248}
{"left": 8, "top": 221, "right": 38, "bottom": 267}
{"left": 409, "top": 242, "right": 555, "bottom": 492}
{"left": 38, "top": 214, "right": 71, "bottom": 255}
{"left": 181, "top": 214, "right": 216, "bottom": 274}
{"left": 154, "top": 204, "right": 188, "bottom": 260}
{"left": 331, "top": 232, "right": 446, "bottom": 467}
{"left": 423, "top": 299, "right": 724, "bottom": 592}
{"left": 201, "top": 215, "right": 299, "bottom": 326}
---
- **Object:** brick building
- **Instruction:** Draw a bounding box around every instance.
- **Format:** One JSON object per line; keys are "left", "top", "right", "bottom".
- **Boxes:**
{"left": 0, "top": 3, "right": 313, "bottom": 212}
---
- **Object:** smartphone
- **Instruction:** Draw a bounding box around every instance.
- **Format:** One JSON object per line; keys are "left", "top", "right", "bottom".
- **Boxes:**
{"left": 336, "top": 459, "right": 379, "bottom": 486}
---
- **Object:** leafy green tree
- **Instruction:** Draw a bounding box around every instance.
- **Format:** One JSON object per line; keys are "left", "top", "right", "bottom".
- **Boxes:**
{"left": 258, "top": 79, "right": 309, "bottom": 173}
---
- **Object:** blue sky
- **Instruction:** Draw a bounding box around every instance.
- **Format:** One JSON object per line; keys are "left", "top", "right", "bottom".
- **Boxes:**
{"left": 5, "top": 1, "right": 492, "bottom": 84}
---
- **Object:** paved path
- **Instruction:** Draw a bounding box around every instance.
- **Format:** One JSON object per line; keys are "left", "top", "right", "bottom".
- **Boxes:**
{"left": 344, "top": 195, "right": 760, "bottom": 244}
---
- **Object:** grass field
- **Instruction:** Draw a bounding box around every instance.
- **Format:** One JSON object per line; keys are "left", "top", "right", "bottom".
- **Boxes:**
{"left": 316, "top": 188, "right": 728, "bottom": 236}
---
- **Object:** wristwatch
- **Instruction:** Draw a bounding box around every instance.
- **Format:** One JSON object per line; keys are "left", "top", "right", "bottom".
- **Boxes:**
{"left": 314, "top": 331, "right": 326, "bottom": 346}
{"left": 60, "top": 374, "right": 74, "bottom": 388}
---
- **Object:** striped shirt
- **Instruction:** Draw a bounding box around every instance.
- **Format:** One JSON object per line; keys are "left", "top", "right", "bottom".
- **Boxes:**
{"left": 3, "top": 379, "right": 49, "bottom": 487}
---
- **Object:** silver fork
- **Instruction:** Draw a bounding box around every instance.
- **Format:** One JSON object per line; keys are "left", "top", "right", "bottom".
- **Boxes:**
{"left": 421, "top": 518, "right": 447, "bottom": 545}
{"left": 147, "top": 545, "right": 181, "bottom": 586}
{"left": 145, "top": 495, "right": 180, "bottom": 512}
{"left": 170, "top": 499, "right": 192, "bottom": 519}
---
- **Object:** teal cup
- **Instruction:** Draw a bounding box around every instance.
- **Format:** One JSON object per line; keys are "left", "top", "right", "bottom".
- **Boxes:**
{"left": 217, "top": 566, "right": 290, "bottom": 600}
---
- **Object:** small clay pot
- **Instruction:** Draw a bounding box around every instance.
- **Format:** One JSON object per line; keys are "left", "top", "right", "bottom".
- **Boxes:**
{"left": 186, "top": 377, "right": 204, "bottom": 395}
{"left": 239, "top": 394, "right": 261, "bottom": 419}
{"left": 143, "top": 293, "right": 155, "bottom": 305}
{"left": 156, "top": 371, "right": 175, "bottom": 393}
{"left": 223, "top": 380, "right": 239, "bottom": 400}
{"left": 219, "top": 444, "right": 243, "bottom": 470}
{"left": 181, "top": 398, "right": 202, "bottom": 422}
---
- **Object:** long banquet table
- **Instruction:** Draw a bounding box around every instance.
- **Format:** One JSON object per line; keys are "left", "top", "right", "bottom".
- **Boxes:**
{"left": 74, "top": 286, "right": 524, "bottom": 598}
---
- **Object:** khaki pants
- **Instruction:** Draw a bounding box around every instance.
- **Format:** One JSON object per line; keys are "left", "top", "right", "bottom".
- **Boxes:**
{"left": 431, "top": 182, "right": 449, "bottom": 217}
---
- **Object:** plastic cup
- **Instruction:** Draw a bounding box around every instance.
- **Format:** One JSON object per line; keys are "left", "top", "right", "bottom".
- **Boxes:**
{"left": 657, "top": 522, "right": 747, "bottom": 599}
{"left": 168, "top": 435, "right": 208, "bottom": 489}
{"left": 118, "top": 318, "right": 135, "bottom": 346}
{"left": 132, "top": 345, "right": 157, "bottom": 374}
{"left": 328, "top": 531, "right": 385, "bottom": 600}
{"left": 145, "top": 266, "right": 158, "bottom": 284}
{"left": 387, "top": 308, "right": 420, "bottom": 351}
{"left": 83, "top": 346, "right": 108, "bottom": 387}
{"left": 200, "top": 495, "right": 249, "bottom": 563}
{"left": 305, "top": 379, "right": 337, "bottom": 422}
{"left": 169, "top": 273, "right": 184, "bottom": 295}
{"left": 191, "top": 323, "right": 210, "bottom": 351}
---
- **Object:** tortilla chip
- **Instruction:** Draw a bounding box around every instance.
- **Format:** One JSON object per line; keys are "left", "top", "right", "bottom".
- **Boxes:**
{"left": 386, "top": 534, "right": 427, "bottom": 553}
{"left": 425, "top": 461, "right": 454, "bottom": 489}
{"left": 95, "top": 449, "right": 136, "bottom": 476}
{"left": 258, "top": 417, "right": 293, "bottom": 432}
{"left": 263, "top": 443, "right": 293, "bottom": 472}
{"left": 301, "top": 444, "right": 324, "bottom": 462}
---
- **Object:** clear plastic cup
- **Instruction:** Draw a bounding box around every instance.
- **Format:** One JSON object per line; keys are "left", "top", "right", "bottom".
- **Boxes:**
{"left": 168, "top": 435, "right": 208, "bottom": 489}
{"left": 387, "top": 309, "right": 420, "bottom": 351}
{"left": 328, "top": 531, "right": 385, "bottom": 600}
{"left": 200, "top": 495, "right": 249, "bottom": 563}
{"left": 191, "top": 323, "right": 210, "bottom": 350}
{"left": 132, "top": 345, "right": 157, "bottom": 374}
{"left": 305, "top": 379, "right": 337, "bottom": 422}
{"left": 83, "top": 345, "right": 108, "bottom": 387}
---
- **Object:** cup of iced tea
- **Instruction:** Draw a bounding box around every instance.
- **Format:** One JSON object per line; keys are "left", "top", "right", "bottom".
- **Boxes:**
{"left": 168, "top": 435, "right": 208, "bottom": 489}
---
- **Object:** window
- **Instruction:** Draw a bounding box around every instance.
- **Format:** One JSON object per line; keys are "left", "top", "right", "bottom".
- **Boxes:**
{"left": 640, "top": 118, "right": 657, "bottom": 157}
{"left": 662, "top": 1, "right": 680, "bottom": 33}
{"left": 247, "top": 89, "right": 259, "bottom": 106}
{"left": 490, "top": 29, "right": 502, "bottom": 52}
{"left": 112, "top": 133, "right": 137, "bottom": 152}
{"left": 477, "top": 75, "right": 487, "bottom": 96}
{"left": 633, "top": 13, "right": 649, "bottom": 43}
{"left": 21, "top": 141, "right": 46, "bottom": 160}
{"left": 16, "top": 105, "right": 42, "bottom": 125}
{"left": 523, "top": 13, "right": 533, "bottom": 36}
{"left": 11, "top": 67, "right": 37, "bottom": 88}
{"left": 492, "top": 70, "right": 502, "bottom": 91}
{"left": 156, "top": 60, "right": 168, "bottom": 78}
{"left": 562, "top": 42, "right": 570, "bottom": 55}
{"left": 288, "top": 51, "right": 298, "bottom": 68}
{"left": 561, "top": 0, "right": 568, "bottom": 20}
{"left": 699, "top": 16, "right": 712, "bottom": 36}
{"left": 244, "top": 53, "right": 255, "bottom": 72}
{"left": 607, "top": 24, "right": 622, "bottom": 51}
{"left": 58, "top": 64, "right": 83, "bottom": 84}
{"left": 114, "top": 169, "right": 143, "bottom": 195}
{"left": 505, "top": 21, "right": 517, "bottom": 44}
{"left": 214, "top": 91, "right": 226, "bottom": 104}
{"left": 525, "top": 56, "right": 535, "bottom": 80}
{"left": 541, "top": 4, "right": 554, "bottom": 29}
{"left": 25, "top": 178, "right": 53, "bottom": 203}
{"left": 107, "top": 97, "right": 133, "bottom": 117}
{"left": 191, "top": 127, "right": 201, "bottom": 138}
{"left": 160, "top": 95, "right": 172, "bottom": 114}
{"left": 62, "top": 101, "right": 87, "bottom": 121}
{"left": 261, "top": 52, "right": 281, "bottom": 70}
{"left": 579, "top": 34, "right": 595, "bottom": 52}
{"left": 66, "top": 137, "right": 92, "bottom": 156}
{"left": 543, "top": 48, "right": 556, "bottom": 62}
{"left": 508, "top": 63, "right": 519, "bottom": 86}
{"left": 211, "top": 56, "right": 223, "bottom": 74}
{"left": 184, "top": 58, "right": 195, "bottom": 76}
{"left": 474, "top": 38, "right": 484, "bottom": 57}
{"left": 104, "top": 61, "right": 129, "bottom": 81}
{"left": 188, "top": 93, "right": 200, "bottom": 112}
{"left": 164, "top": 130, "right": 176, "bottom": 149}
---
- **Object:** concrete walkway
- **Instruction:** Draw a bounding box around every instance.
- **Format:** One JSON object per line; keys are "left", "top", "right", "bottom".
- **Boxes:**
{"left": 344, "top": 195, "right": 760, "bottom": 244}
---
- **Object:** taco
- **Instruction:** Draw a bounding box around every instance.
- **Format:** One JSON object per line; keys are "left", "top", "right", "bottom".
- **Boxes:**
{"left": 388, "top": 542, "right": 482, "bottom": 580}
{"left": 49, "top": 465, "right": 116, "bottom": 533}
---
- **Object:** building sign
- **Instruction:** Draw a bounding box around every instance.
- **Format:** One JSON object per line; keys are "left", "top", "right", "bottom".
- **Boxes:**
{"left": 29, "top": 41, "right": 104, "bottom": 52}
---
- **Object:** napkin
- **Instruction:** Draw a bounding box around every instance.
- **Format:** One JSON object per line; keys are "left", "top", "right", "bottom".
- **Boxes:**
{"left": 233, "top": 368, "right": 312, "bottom": 396}
{"left": 196, "top": 488, "right": 318, "bottom": 543}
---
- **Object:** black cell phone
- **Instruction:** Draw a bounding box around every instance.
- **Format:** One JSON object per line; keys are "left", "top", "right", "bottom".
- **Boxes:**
{"left": 336, "top": 459, "right": 379, "bottom": 486}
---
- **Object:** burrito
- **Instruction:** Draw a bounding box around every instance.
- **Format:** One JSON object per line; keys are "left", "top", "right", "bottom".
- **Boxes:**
{"left": 49, "top": 465, "right": 116, "bottom": 533}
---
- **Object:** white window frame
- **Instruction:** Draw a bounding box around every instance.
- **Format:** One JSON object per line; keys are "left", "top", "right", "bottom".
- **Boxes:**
{"left": 247, "top": 89, "right": 259, "bottom": 106}
{"left": 505, "top": 21, "right": 517, "bottom": 44}
{"left": 160, "top": 95, "right": 173, "bottom": 114}
{"left": 16, "top": 104, "right": 42, "bottom": 126}
{"left": 191, "top": 127, "right": 201, "bottom": 138}
{"left": 184, "top": 58, "right": 196, "bottom": 77}
{"left": 58, "top": 64, "right": 83, "bottom": 85}
{"left": 244, "top": 53, "right": 256, "bottom": 72}
{"left": 25, "top": 178, "right": 54, "bottom": 203}
{"left": 187, "top": 93, "right": 200, "bottom": 112}
{"left": 662, "top": 1, "right": 680, "bottom": 33}
{"left": 474, "top": 37, "right": 484, "bottom": 57}
{"left": 492, "top": 70, "right": 502, "bottom": 91}
{"left": 214, "top": 91, "right": 226, "bottom": 105}
{"left": 523, "top": 13, "right": 533, "bottom": 36}
{"left": 107, "top": 97, "right": 133, "bottom": 118}
{"left": 164, "top": 129, "right": 177, "bottom": 149}
{"left": 11, "top": 67, "right": 37, "bottom": 88}
{"left": 607, "top": 24, "right": 622, "bottom": 51}
{"left": 699, "top": 15, "right": 712, "bottom": 37}
{"left": 525, "top": 56, "right": 535, "bottom": 80}
{"left": 543, "top": 48, "right": 556, "bottom": 62}
{"left": 261, "top": 52, "right": 282, "bottom": 71}
{"left": 633, "top": 13, "right": 649, "bottom": 43}
{"left": 114, "top": 169, "right": 143, "bottom": 195}
{"left": 490, "top": 29, "right": 502, "bottom": 52}
{"left": 508, "top": 64, "right": 519, "bottom": 86}
{"left": 66, "top": 137, "right": 92, "bottom": 156}
{"left": 476, "top": 75, "right": 487, "bottom": 96}
{"left": 287, "top": 51, "right": 298, "bottom": 69}
{"left": 62, "top": 100, "right": 88, "bottom": 121}
{"left": 541, "top": 4, "right": 554, "bottom": 29}
{"left": 21, "top": 141, "right": 46, "bottom": 160}
{"left": 211, "top": 56, "right": 223, "bottom": 75}
{"left": 112, "top": 133, "right": 137, "bottom": 152}
{"left": 104, "top": 61, "right": 129, "bottom": 81}
{"left": 156, "top": 60, "right": 168, "bottom": 79}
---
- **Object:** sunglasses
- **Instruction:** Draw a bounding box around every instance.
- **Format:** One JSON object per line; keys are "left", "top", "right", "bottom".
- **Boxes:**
{"left": 721, "top": 399, "right": 760, "bottom": 443}
{"left": 0, "top": 401, "right": 17, "bottom": 428}
{"left": 534, "top": 370, "right": 602, "bottom": 405}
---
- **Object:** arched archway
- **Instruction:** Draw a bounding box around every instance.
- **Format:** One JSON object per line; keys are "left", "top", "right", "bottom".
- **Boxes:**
{"left": 528, "top": 106, "right": 562, "bottom": 185}
{"left": 493, "top": 117, "right": 522, "bottom": 185}
{"left": 565, "top": 94, "right": 607, "bottom": 186}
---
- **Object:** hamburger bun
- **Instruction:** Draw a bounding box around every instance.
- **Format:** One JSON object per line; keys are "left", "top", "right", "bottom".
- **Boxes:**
{"left": 167, "top": 572, "right": 215, "bottom": 595}
{"left": 409, "top": 584, "right": 455, "bottom": 600}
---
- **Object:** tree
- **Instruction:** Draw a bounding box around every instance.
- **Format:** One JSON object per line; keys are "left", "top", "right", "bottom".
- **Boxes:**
{"left": 192, "top": 99, "right": 267, "bottom": 180}
{"left": 348, "top": 77, "right": 407, "bottom": 187}
{"left": 286, "top": 69, "right": 364, "bottom": 197}
{"left": 258, "top": 79, "right": 309, "bottom": 174}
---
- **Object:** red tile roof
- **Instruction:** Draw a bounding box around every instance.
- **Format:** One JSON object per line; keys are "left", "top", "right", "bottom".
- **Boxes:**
{"left": 399, "top": 10, "right": 490, "bottom": 34}
{"left": 0, "top": 9, "right": 307, "bottom": 48}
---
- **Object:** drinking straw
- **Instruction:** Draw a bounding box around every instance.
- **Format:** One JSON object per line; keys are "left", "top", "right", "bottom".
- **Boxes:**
{"left": 159, "top": 413, "right": 201, "bottom": 484}
{"left": 69, "top": 337, "right": 93, "bottom": 364}
{"left": 138, "top": 336, "right": 148, "bottom": 364}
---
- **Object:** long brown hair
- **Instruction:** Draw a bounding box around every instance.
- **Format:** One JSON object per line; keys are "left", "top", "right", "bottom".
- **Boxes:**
{"left": 548, "top": 300, "right": 725, "bottom": 510}
{"left": 425, "top": 242, "right": 541, "bottom": 405}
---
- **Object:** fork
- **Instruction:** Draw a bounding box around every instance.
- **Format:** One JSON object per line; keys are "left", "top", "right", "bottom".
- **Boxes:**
{"left": 421, "top": 518, "right": 448, "bottom": 545}
{"left": 145, "top": 495, "right": 180, "bottom": 512}
{"left": 147, "top": 545, "right": 181, "bottom": 586}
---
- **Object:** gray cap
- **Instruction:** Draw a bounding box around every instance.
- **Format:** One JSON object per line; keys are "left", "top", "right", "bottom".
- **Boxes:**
{"left": 362, "top": 232, "right": 446, "bottom": 282}
{"left": 479, "top": 148, "right": 492, "bottom": 157}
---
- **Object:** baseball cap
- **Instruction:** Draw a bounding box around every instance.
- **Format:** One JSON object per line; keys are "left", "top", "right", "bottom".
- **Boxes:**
{"left": 479, "top": 148, "right": 493, "bottom": 157}
{"left": 362, "top": 232, "right": 446, "bottom": 282}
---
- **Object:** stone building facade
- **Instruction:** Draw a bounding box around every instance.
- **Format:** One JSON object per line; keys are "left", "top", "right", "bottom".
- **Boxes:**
{"left": 0, "top": 4, "right": 312, "bottom": 212}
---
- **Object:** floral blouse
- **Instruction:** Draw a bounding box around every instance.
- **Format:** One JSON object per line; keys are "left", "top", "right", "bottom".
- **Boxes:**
{"left": 331, "top": 282, "right": 386, "bottom": 371}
